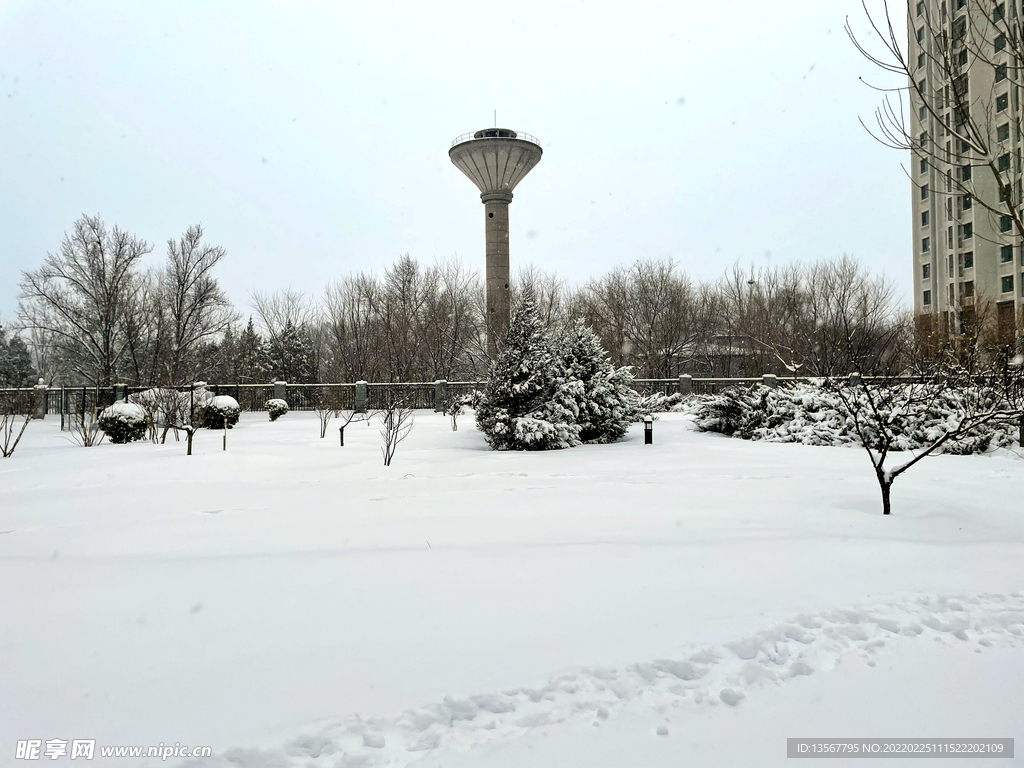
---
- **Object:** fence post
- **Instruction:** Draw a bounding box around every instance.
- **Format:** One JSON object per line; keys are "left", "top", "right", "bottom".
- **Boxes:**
{"left": 274, "top": 380, "right": 287, "bottom": 402}
{"left": 678, "top": 374, "right": 692, "bottom": 396}
{"left": 848, "top": 372, "right": 861, "bottom": 389}
{"left": 434, "top": 380, "right": 447, "bottom": 412}
{"left": 114, "top": 384, "right": 125, "bottom": 402}
{"left": 762, "top": 373, "right": 777, "bottom": 389}
{"left": 355, "top": 380, "right": 368, "bottom": 414}
{"left": 32, "top": 378, "right": 47, "bottom": 420}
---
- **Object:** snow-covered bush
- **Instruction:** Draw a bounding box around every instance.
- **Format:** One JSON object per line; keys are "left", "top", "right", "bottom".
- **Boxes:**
{"left": 475, "top": 297, "right": 581, "bottom": 451}
{"left": 637, "top": 391, "right": 688, "bottom": 415}
{"left": 98, "top": 401, "right": 148, "bottom": 444}
{"left": 556, "top": 319, "right": 638, "bottom": 443}
{"left": 199, "top": 395, "right": 240, "bottom": 430}
{"left": 690, "top": 383, "right": 1016, "bottom": 453}
{"left": 266, "top": 398, "right": 289, "bottom": 421}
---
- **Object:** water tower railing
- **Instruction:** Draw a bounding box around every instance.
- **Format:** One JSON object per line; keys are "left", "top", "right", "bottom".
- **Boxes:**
{"left": 450, "top": 131, "right": 541, "bottom": 148}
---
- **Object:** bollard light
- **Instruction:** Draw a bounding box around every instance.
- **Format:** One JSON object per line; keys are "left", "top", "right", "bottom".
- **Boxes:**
{"left": 644, "top": 415, "right": 653, "bottom": 445}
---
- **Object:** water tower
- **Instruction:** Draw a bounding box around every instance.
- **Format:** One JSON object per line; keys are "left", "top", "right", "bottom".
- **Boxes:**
{"left": 449, "top": 128, "right": 543, "bottom": 357}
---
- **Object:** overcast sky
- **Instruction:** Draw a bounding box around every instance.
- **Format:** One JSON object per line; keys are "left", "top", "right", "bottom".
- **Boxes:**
{"left": 0, "top": 0, "right": 910, "bottom": 325}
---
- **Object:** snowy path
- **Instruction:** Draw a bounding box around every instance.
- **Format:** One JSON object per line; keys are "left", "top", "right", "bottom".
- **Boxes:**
{"left": 190, "top": 592, "right": 1024, "bottom": 767}
{"left": 1, "top": 413, "right": 1021, "bottom": 766}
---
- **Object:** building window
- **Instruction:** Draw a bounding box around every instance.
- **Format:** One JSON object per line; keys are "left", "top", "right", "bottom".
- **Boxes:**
{"left": 922, "top": 210, "right": 930, "bottom": 226}
{"left": 955, "top": 0, "right": 965, "bottom": 8}
{"left": 918, "top": 52, "right": 926, "bottom": 69}
{"left": 923, "top": 263, "right": 931, "bottom": 279}
{"left": 924, "top": 290, "right": 932, "bottom": 305}
{"left": 999, "top": 153, "right": 1011, "bottom": 171}
{"left": 961, "top": 164, "right": 972, "bottom": 180}
{"left": 921, "top": 183, "right": 929, "bottom": 199}
{"left": 957, "top": 49, "right": 968, "bottom": 67}
{"left": 964, "top": 280, "right": 974, "bottom": 297}
{"left": 917, "top": 26, "right": 925, "bottom": 42}
{"left": 964, "top": 251, "right": 974, "bottom": 268}
{"left": 920, "top": 157, "right": 928, "bottom": 173}
{"left": 1000, "top": 215, "right": 1012, "bottom": 232}
{"left": 919, "top": 105, "right": 928, "bottom": 122}
{"left": 997, "top": 93, "right": 1009, "bottom": 111}
{"left": 963, "top": 222, "right": 973, "bottom": 239}
{"left": 998, "top": 123, "right": 1010, "bottom": 141}
{"left": 995, "top": 34, "right": 1006, "bottom": 52}
{"left": 917, "top": 0, "right": 924, "bottom": 15}
{"left": 996, "top": 63, "right": 1007, "bottom": 82}
{"left": 952, "top": 16, "right": 967, "bottom": 41}
{"left": 962, "top": 194, "right": 972, "bottom": 210}
{"left": 918, "top": 78, "right": 926, "bottom": 95}
{"left": 923, "top": 236, "right": 931, "bottom": 252}
{"left": 1002, "top": 275, "right": 1014, "bottom": 293}
{"left": 994, "top": 2, "right": 1005, "bottom": 21}
{"left": 1002, "top": 244, "right": 1015, "bottom": 262}
{"left": 959, "top": 139, "right": 971, "bottom": 153}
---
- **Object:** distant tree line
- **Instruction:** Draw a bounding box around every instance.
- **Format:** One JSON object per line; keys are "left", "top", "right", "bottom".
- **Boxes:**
{"left": 9, "top": 214, "right": 1022, "bottom": 388}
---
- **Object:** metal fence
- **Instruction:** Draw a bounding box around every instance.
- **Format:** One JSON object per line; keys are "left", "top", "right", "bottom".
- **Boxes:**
{"left": 3, "top": 375, "right": 957, "bottom": 422}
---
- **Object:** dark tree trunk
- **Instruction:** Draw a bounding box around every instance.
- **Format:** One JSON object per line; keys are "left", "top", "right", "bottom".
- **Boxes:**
{"left": 876, "top": 469, "right": 892, "bottom": 515}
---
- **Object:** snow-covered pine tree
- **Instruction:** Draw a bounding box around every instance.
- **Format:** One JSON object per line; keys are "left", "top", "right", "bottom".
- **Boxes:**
{"left": 0, "top": 324, "right": 37, "bottom": 387}
{"left": 475, "top": 295, "right": 581, "bottom": 450}
{"left": 556, "top": 319, "right": 639, "bottom": 443}
{"left": 267, "top": 321, "right": 318, "bottom": 383}
{"left": 235, "top": 318, "right": 270, "bottom": 383}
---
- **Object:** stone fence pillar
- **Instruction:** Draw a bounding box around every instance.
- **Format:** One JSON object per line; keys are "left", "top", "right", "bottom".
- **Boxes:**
{"left": 848, "top": 372, "right": 862, "bottom": 388}
{"left": 762, "top": 373, "right": 777, "bottom": 389}
{"left": 355, "top": 380, "right": 368, "bottom": 414}
{"left": 274, "top": 381, "right": 287, "bottom": 401}
{"left": 434, "top": 380, "right": 447, "bottom": 412}
{"left": 678, "top": 374, "right": 693, "bottom": 395}
{"left": 32, "top": 378, "right": 47, "bottom": 420}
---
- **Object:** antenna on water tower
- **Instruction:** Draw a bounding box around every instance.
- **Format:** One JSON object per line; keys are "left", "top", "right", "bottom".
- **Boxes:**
{"left": 448, "top": 125, "right": 543, "bottom": 358}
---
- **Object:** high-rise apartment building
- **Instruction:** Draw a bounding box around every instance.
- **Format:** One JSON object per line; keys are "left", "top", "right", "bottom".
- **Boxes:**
{"left": 910, "top": 0, "right": 1023, "bottom": 342}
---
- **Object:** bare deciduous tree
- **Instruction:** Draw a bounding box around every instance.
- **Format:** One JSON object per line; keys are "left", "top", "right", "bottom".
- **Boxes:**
{"left": 158, "top": 225, "right": 235, "bottom": 385}
{"left": 829, "top": 312, "right": 1022, "bottom": 515}
{"left": 0, "top": 392, "right": 31, "bottom": 458}
{"left": 846, "top": 1, "right": 1023, "bottom": 244}
{"left": 378, "top": 393, "right": 414, "bottom": 466}
{"left": 580, "top": 259, "right": 718, "bottom": 377}
{"left": 18, "top": 215, "right": 151, "bottom": 385}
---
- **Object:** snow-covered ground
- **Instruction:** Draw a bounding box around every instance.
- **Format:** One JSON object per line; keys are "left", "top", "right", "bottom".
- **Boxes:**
{"left": 1, "top": 411, "right": 1021, "bottom": 767}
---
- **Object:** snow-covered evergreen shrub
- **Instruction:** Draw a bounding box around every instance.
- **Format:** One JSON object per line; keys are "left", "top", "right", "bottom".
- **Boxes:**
{"left": 199, "top": 395, "right": 240, "bottom": 430}
{"left": 475, "top": 297, "right": 581, "bottom": 450}
{"left": 556, "top": 319, "right": 638, "bottom": 443}
{"left": 98, "top": 401, "right": 148, "bottom": 444}
{"left": 266, "top": 398, "right": 289, "bottom": 421}
{"left": 457, "top": 390, "right": 486, "bottom": 410}
{"left": 690, "top": 383, "right": 1015, "bottom": 453}
{"left": 637, "top": 391, "right": 688, "bottom": 414}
